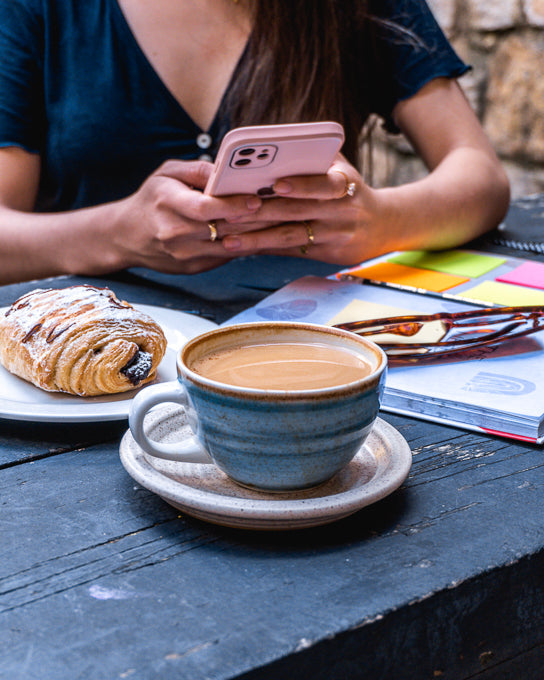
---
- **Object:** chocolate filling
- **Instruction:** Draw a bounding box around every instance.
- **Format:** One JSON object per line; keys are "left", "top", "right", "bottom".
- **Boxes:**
{"left": 47, "top": 322, "right": 75, "bottom": 343}
{"left": 22, "top": 323, "right": 43, "bottom": 343}
{"left": 121, "top": 350, "right": 153, "bottom": 385}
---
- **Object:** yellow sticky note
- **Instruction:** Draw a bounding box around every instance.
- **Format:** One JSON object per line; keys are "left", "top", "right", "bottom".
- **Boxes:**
{"left": 327, "top": 299, "right": 446, "bottom": 345}
{"left": 458, "top": 280, "right": 544, "bottom": 306}
{"left": 346, "top": 261, "right": 469, "bottom": 292}
{"left": 327, "top": 300, "right": 415, "bottom": 326}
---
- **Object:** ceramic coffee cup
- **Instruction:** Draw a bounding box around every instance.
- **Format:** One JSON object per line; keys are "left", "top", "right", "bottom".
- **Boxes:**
{"left": 129, "top": 322, "right": 387, "bottom": 492}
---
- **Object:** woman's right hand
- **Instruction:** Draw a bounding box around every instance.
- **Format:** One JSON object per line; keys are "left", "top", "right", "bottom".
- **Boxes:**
{"left": 110, "top": 159, "right": 263, "bottom": 274}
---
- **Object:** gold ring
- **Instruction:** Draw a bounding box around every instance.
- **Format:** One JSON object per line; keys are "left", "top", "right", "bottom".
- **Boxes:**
{"left": 208, "top": 221, "right": 218, "bottom": 242}
{"left": 336, "top": 171, "right": 356, "bottom": 199}
{"left": 299, "top": 221, "right": 314, "bottom": 255}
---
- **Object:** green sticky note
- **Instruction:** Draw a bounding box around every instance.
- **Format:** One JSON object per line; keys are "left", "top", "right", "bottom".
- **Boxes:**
{"left": 389, "top": 250, "right": 505, "bottom": 278}
{"left": 458, "top": 280, "right": 544, "bottom": 306}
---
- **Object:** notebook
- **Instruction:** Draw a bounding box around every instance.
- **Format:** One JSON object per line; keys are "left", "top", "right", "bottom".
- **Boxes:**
{"left": 478, "top": 194, "right": 544, "bottom": 255}
{"left": 225, "top": 248, "right": 544, "bottom": 444}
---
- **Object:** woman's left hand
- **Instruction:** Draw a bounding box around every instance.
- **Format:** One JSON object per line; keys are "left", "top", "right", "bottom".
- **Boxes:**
{"left": 215, "top": 156, "right": 380, "bottom": 264}
{"left": 211, "top": 78, "right": 513, "bottom": 265}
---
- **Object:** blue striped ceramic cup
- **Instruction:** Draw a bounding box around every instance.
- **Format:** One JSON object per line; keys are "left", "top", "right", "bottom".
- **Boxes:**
{"left": 129, "top": 322, "right": 387, "bottom": 492}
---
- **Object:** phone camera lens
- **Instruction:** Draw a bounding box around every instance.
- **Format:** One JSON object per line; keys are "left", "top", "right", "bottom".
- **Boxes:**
{"left": 234, "top": 158, "right": 252, "bottom": 166}
{"left": 238, "top": 148, "right": 255, "bottom": 156}
{"left": 257, "top": 186, "right": 275, "bottom": 196}
{"left": 257, "top": 153, "right": 269, "bottom": 160}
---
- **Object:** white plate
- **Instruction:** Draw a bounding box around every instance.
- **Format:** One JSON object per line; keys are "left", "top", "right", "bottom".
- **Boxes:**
{"left": 119, "top": 405, "right": 412, "bottom": 530}
{"left": 0, "top": 304, "right": 217, "bottom": 422}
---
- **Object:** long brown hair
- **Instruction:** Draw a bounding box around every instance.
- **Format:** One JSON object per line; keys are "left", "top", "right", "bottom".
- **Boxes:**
{"left": 225, "top": 1, "right": 373, "bottom": 167}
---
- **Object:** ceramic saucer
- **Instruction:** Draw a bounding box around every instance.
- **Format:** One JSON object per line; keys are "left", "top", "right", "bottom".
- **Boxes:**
{"left": 119, "top": 405, "right": 412, "bottom": 530}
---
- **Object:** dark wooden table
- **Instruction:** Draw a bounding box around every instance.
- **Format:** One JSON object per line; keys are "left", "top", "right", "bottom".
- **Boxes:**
{"left": 1, "top": 197, "right": 544, "bottom": 680}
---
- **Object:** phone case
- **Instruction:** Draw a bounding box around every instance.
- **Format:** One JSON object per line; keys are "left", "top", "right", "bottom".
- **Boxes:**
{"left": 204, "top": 122, "right": 345, "bottom": 197}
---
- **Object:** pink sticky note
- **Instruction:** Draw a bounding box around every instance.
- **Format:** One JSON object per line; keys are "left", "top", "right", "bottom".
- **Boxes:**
{"left": 496, "top": 262, "right": 544, "bottom": 290}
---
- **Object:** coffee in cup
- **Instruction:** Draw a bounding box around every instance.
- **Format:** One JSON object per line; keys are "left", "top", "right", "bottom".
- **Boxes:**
{"left": 190, "top": 340, "right": 373, "bottom": 390}
{"left": 129, "top": 322, "right": 387, "bottom": 492}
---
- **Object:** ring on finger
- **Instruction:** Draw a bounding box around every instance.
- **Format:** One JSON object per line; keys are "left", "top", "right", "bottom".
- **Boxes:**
{"left": 299, "top": 221, "right": 314, "bottom": 255}
{"left": 335, "top": 171, "right": 357, "bottom": 199}
{"left": 208, "top": 221, "right": 218, "bottom": 242}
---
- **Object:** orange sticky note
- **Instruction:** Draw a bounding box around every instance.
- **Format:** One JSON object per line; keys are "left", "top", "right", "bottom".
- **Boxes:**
{"left": 346, "top": 262, "right": 469, "bottom": 292}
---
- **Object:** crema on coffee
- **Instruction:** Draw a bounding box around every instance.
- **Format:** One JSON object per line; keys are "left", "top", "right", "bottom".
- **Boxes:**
{"left": 191, "top": 341, "right": 372, "bottom": 390}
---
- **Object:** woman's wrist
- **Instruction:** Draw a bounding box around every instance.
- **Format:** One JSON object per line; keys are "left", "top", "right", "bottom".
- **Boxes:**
{"left": 348, "top": 183, "right": 403, "bottom": 262}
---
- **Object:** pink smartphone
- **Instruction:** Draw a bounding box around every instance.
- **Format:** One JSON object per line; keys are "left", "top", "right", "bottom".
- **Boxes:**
{"left": 204, "top": 121, "right": 345, "bottom": 197}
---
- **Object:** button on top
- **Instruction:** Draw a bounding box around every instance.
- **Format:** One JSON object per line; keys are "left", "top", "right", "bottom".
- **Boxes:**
{"left": 198, "top": 154, "right": 213, "bottom": 162}
{"left": 196, "top": 133, "right": 212, "bottom": 149}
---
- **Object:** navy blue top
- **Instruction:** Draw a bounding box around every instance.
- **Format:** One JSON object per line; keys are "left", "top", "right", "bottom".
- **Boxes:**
{"left": 0, "top": 0, "right": 468, "bottom": 212}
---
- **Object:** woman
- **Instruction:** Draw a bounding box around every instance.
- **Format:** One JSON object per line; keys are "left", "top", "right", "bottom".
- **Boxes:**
{"left": 0, "top": 0, "right": 510, "bottom": 284}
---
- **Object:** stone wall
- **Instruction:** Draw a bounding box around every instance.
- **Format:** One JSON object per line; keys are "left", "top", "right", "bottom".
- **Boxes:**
{"left": 371, "top": 0, "right": 544, "bottom": 198}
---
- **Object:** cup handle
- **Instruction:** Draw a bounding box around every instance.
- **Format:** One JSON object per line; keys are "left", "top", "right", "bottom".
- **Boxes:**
{"left": 129, "top": 381, "right": 213, "bottom": 463}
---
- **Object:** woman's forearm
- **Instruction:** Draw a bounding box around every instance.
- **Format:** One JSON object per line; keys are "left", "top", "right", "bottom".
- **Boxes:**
{"left": 0, "top": 201, "right": 128, "bottom": 285}
{"left": 364, "top": 146, "right": 510, "bottom": 258}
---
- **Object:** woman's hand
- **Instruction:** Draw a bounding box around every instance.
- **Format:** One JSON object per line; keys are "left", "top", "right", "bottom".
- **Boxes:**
{"left": 110, "top": 159, "right": 264, "bottom": 274}
{"left": 210, "top": 155, "right": 383, "bottom": 264}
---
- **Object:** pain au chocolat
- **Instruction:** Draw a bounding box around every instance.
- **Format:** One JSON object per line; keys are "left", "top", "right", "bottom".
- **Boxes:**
{"left": 0, "top": 286, "right": 167, "bottom": 396}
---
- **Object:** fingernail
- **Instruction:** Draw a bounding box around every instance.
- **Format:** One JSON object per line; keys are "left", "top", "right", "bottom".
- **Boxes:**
{"left": 273, "top": 180, "right": 292, "bottom": 194}
{"left": 223, "top": 236, "right": 241, "bottom": 250}
{"left": 247, "top": 196, "right": 262, "bottom": 210}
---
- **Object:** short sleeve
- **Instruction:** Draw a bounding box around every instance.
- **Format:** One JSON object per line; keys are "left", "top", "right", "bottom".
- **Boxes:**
{"left": 0, "top": 0, "right": 45, "bottom": 152}
{"left": 368, "top": 0, "right": 470, "bottom": 132}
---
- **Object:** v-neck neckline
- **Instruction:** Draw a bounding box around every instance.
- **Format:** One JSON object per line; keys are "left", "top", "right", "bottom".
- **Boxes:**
{"left": 111, "top": 0, "right": 249, "bottom": 134}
